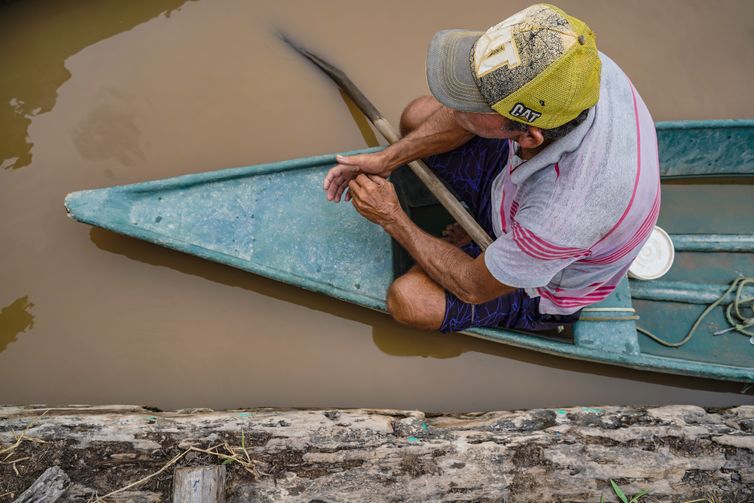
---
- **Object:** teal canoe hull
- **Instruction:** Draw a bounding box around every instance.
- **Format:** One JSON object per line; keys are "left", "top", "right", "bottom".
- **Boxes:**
{"left": 66, "top": 148, "right": 393, "bottom": 311}
{"left": 64, "top": 120, "right": 754, "bottom": 384}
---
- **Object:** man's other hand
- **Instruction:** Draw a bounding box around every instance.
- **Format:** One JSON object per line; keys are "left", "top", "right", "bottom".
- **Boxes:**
{"left": 347, "top": 174, "right": 402, "bottom": 227}
{"left": 323, "top": 152, "right": 390, "bottom": 202}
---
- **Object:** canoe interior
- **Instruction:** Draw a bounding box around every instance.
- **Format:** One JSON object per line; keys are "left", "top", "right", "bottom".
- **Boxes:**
{"left": 635, "top": 121, "right": 754, "bottom": 369}
{"left": 64, "top": 121, "right": 754, "bottom": 382}
{"left": 633, "top": 177, "right": 754, "bottom": 368}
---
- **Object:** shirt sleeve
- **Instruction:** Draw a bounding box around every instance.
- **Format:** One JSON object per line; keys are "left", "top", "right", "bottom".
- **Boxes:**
{"left": 484, "top": 220, "right": 588, "bottom": 288}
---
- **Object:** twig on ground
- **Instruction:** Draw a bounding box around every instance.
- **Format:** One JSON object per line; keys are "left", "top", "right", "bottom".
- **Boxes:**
{"left": 92, "top": 437, "right": 269, "bottom": 502}
{"left": 0, "top": 431, "right": 27, "bottom": 458}
{"left": 241, "top": 430, "right": 252, "bottom": 466}
{"left": 0, "top": 409, "right": 49, "bottom": 459}
{"left": 1, "top": 456, "right": 30, "bottom": 465}
{"left": 93, "top": 447, "right": 193, "bottom": 502}
{"left": 0, "top": 410, "right": 50, "bottom": 483}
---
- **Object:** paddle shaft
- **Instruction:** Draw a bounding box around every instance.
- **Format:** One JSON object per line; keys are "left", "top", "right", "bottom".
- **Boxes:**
{"left": 281, "top": 35, "right": 493, "bottom": 250}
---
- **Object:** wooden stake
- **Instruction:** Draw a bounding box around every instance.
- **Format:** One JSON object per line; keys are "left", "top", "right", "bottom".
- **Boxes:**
{"left": 172, "top": 465, "right": 226, "bottom": 503}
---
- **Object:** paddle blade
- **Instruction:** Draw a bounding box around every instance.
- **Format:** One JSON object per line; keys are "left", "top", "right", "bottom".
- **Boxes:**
{"left": 276, "top": 30, "right": 382, "bottom": 122}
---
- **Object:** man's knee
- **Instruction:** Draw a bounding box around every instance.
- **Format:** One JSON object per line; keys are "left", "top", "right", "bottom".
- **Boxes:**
{"left": 386, "top": 272, "right": 445, "bottom": 330}
{"left": 399, "top": 96, "right": 443, "bottom": 136}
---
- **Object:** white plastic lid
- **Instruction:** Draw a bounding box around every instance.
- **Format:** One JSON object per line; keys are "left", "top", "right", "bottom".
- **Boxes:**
{"left": 628, "top": 226, "right": 675, "bottom": 280}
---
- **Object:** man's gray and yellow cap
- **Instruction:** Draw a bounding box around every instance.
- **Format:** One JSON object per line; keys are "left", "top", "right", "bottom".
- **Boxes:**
{"left": 427, "top": 3, "right": 601, "bottom": 129}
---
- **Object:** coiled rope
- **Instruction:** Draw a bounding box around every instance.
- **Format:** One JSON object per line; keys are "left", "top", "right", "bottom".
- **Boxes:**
{"left": 637, "top": 276, "right": 754, "bottom": 348}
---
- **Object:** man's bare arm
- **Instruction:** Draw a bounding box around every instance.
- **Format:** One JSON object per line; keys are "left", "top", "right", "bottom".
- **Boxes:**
{"left": 386, "top": 211, "right": 512, "bottom": 304}
{"left": 324, "top": 106, "right": 473, "bottom": 202}
{"left": 381, "top": 106, "right": 475, "bottom": 169}
{"left": 348, "top": 174, "right": 513, "bottom": 304}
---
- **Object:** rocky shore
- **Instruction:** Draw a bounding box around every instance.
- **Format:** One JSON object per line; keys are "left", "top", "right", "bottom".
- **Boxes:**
{"left": 1, "top": 404, "right": 752, "bottom": 502}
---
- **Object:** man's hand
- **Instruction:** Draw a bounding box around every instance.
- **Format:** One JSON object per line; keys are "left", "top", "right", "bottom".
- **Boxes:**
{"left": 323, "top": 152, "right": 391, "bottom": 202}
{"left": 347, "top": 174, "right": 403, "bottom": 227}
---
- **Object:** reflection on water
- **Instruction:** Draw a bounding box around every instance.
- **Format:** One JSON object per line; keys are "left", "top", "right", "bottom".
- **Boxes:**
{"left": 372, "top": 323, "right": 464, "bottom": 359}
{"left": 0, "top": 0, "right": 190, "bottom": 171}
{"left": 0, "top": 296, "right": 35, "bottom": 353}
{"left": 339, "top": 91, "right": 381, "bottom": 148}
{"left": 90, "top": 226, "right": 461, "bottom": 361}
{"left": 72, "top": 88, "right": 148, "bottom": 167}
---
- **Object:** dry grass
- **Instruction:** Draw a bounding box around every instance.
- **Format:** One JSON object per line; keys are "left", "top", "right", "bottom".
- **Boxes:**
{"left": 1, "top": 412, "right": 265, "bottom": 502}
{"left": 90, "top": 430, "right": 267, "bottom": 502}
{"left": 0, "top": 410, "right": 48, "bottom": 479}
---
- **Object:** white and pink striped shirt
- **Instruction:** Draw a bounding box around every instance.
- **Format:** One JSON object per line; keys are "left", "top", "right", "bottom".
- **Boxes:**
{"left": 484, "top": 53, "right": 660, "bottom": 315}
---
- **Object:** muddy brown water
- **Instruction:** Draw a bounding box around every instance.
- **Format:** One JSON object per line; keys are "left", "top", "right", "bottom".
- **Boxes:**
{"left": 1, "top": 0, "right": 753, "bottom": 411}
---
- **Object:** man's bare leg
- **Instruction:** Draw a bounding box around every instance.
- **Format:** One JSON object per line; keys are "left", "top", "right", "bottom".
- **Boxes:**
{"left": 386, "top": 265, "right": 447, "bottom": 330}
{"left": 385, "top": 96, "right": 460, "bottom": 330}
{"left": 400, "top": 96, "right": 443, "bottom": 136}
{"left": 386, "top": 223, "right": 477, "bottom": 329}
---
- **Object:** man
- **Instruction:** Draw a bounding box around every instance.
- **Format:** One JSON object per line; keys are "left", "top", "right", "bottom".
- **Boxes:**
{"left": 323, "top": 4, "right": 660, "bottom": 333}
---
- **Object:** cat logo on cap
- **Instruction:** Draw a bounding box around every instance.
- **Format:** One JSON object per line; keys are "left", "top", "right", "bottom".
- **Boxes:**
{"left": 510, "top": 103, "right": 542, "bottom": 123}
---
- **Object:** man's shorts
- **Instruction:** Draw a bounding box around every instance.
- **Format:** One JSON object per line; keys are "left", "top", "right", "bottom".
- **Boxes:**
{"left": 423, "top": 136, "right": 580, "bottom": 333}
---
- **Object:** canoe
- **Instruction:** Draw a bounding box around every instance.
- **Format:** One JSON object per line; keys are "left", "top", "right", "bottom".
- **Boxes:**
{"left": 64, "top": 119, "right": 754, "bottom": 383}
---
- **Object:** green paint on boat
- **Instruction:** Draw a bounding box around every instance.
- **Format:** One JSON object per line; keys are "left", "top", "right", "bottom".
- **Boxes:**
{"left": 656, "top": 119, "right": 754, "bottom": 178}
{"left": 64, "top": 121, "right": 754, "bottom": 384}
{"left": 581, "top": 407, "right": 604, "bottom": 414}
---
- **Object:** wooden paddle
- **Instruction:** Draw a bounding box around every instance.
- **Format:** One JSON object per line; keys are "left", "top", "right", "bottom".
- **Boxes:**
{"left": 279, "top": 33, "right": 494, "bottom": 250}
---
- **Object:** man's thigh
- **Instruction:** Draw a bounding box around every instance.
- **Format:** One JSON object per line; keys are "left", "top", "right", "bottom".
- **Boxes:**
{"left": 440, "top": 281, "right": 581, "bottom": 333}
{"left": 387, "top": 265, "right": 580, "bottom": 333}
{"left": 424, "top": 136, "right": 509, "bottom": 235}
{"left": 440, "top": 286, "right": 535, "bottom": 333}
